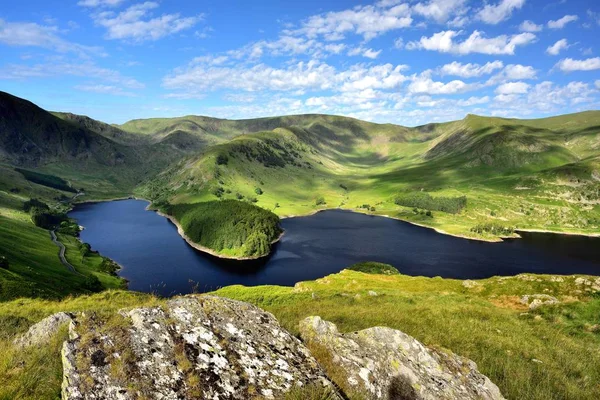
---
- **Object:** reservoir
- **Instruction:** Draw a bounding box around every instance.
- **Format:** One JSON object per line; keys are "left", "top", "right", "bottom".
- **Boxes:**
{"left": 69, "top": 199, "right": 600, "bottom": 297}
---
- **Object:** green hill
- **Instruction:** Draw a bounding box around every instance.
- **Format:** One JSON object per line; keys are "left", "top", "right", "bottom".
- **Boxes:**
{"left": 2, "top": 91, "right": 599, "bottom": 241}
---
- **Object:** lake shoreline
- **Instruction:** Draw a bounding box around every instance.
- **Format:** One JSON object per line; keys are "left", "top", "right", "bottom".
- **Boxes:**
{"left": 71, "top": 197, "right": 600, "bottom": 249}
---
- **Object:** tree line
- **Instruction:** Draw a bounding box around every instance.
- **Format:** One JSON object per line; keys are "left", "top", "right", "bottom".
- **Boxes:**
{"left": 395, "top": 192, "right": 467, "bottom": 214}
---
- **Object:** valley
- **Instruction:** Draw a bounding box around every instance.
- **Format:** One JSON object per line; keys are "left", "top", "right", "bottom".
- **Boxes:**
{"left": 1, "top": 91, "right": 599, "bottom": 400}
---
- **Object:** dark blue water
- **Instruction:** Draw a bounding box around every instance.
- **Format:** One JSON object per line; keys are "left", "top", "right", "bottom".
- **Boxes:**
{"left": 69, "top": 199, "right": 600, "bottom": 297}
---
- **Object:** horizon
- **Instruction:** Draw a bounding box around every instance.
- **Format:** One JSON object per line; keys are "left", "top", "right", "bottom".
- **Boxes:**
{"left": 1, "top": 0, "right": 599, "bottom": 125}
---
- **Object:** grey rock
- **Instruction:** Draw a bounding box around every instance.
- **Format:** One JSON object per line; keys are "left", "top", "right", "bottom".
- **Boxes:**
{"left": 62, "top": 295, "right": 336, "bottom": 400}
{"left": 520, "top": 294, "right": 559, "bottom": 310}
{"left": 13, "top": 312, "right": 73, "bottom": 348}
{"left": 462, "top": 280, "right": 481, "bottom": 289}
{"left": 368, "top": 291, "right": 378, "bottom": 296}
{"left": 299, "top": 316, "right": 505, "bottom": 400}
{"left": 574, "top": 277, "right": 592, "bottom": 286}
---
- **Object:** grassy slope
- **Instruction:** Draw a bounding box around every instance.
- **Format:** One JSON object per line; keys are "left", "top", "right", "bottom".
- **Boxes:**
{"left": 216, "top": 270, "right": 600, "bottom": 400}
{"left": 0, "top": 168, "right": 126, "bottom": 301}
{"left": 1, "top": 271, "right": 599, "bottom": 400}
{"left": 140, "top": 111, "right": 600, "bottom": 240}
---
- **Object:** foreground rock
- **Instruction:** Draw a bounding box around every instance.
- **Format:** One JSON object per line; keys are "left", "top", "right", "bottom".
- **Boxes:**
{"left": 300, "top": 316, "right": 505, "bottom": 400}
{"left": 61, "top": 296, "right": 335, "bottom": 399}
{"left": 13, "top": 312, "right": 73, "bottom": 348}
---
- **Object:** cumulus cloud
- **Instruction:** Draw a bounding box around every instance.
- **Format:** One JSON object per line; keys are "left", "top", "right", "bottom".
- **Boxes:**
{"left": 287, "top": 3, "right": 412, "bottom": 41}
{"left": 596, "top": 80, "right": 600, "bottom": 90}
{"left": 408, "top": 76, "right": 474, "bottom": 94}
{"left": 519, "top": 20, "right": 542, "bottom": 32}
{"left": 91, "top": 1, "right": 203, "bottom": 42}
{"left": 546, "top": 39, "right": 568, "bottom": 55}
{"left": 477, "top": 0, "right": 525, "bottom": 25}
{"left": 163, "top": 60, "right": 409, "bottom": 98}
{"left": 555, "top": 57, "right": 600, "bottom": 72}
{"left": 440, "top": 61, "right": 503, "bottom": 77}
{"left": 495, "top": 81, "right": 530, "bottom": 94}
{"left": 548, "top": 15, "right": 578, "bottom": 29}
{"left": 457, "top": 96, "right": 490, "bottom": 106}
{"left": 412, "top": 0, "right": 469, "bottom": 24}
{"left": 407, "top": 30, "right": 536, "bottom": 55}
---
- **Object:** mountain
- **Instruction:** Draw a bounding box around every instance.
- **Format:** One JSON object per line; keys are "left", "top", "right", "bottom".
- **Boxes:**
{"left": 52, "top": 111, "right": 145, "bottom": 145}
{"left": 0, "top": 91, "right": 134, "bottom": 167}
{"left": 1, "top": 90, "right": 599, "bottom": 239}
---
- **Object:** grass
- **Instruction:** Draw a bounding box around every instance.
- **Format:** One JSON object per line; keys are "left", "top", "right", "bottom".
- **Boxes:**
{"left": 215, "top": 270, "right": 600, "bottom": 400}
{"left": 0, "top": 270, "right": 598, "bottom": 400}
{"left": 0, "top": 175, "right": 127, "bottom": 301}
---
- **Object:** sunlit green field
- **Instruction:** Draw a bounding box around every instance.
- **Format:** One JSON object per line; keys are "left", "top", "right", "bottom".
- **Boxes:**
{"left": 1, "top": 269, "right": 599, "bottom": 400}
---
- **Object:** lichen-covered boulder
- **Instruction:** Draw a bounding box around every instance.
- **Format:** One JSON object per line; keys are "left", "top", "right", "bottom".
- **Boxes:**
{"left": 299, "top": 316, "right": 505, "bottom": 400}
{"left": 62, "top": 296, "right": 335, "bottom": 400}
{"left": 13, "top": 312, "right": 73, "bottom": 348}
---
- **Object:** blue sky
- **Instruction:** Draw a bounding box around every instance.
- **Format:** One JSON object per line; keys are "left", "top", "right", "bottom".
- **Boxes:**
{"left": 1, "top": 0, "right": 599, "bottom": 125}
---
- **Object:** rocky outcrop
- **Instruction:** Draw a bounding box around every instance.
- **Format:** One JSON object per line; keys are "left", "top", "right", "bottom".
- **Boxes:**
{"left": 13, "top": 312, "right": 73, "bottom": 348}
{"left": 299, "top": 316, "right": 505, "bottom": 400}
{"left": 520, "top": 294, "right": 559, "bottom": 310}
{"left": 61, "top": 296, "right": 335, "bottom": 400}
{"left": 16, "top": 296, "right": 507, "bottom": 400}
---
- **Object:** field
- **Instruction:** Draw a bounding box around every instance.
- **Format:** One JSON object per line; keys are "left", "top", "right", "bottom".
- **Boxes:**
{"left": 0, "top": 269, "right": 599, "bottom": 400}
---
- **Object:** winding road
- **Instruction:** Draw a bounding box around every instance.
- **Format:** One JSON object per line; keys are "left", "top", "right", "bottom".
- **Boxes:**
{"left": 49, "top": 230, "right": 81, "bottom": 275}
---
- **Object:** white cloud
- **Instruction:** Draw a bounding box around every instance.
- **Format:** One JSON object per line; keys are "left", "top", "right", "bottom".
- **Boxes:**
{"left": 347, "top": 47, "right": 382, "bottom": 59}
{"left": 502, "top": 64, "right": 536, "bottom": 80}
{"left": 457, "top": 96, "right": 490, "bottom": 106}
{"left": 288, "top": 3, "right": 412, "bottom": 41}
{"left": 408, "top": 76, "right": 473, "bottom": 94}
{"left": 0, "top": 18, "right": 103, "bottom": 56}
{"left": 495, "top": 81, "right": 530, "bottom": 94}
{"left": 164, "top": 60, "right": 409, "bottom": 98}
{"left": 555, "top": 57, "right": 600, "bottom": 72}
{"left": 440, "top": 61, "right": 503, "bottom": 77}
{"left": 78, "top": 0, "right": 126, "bottom": 7}
{"left": 407, "top": 30, "right": 536, "bottom": 55}
{"left": 527, "top": 81, "right": 595, "bottom": 110}
{"left": 74, "top": 84, "right": 136, "bottom": 96}
{"left": 92, "top": 2, "right": 203, "bottom": 42}
{"left": 412, "top": 0, "right": 469, "bottom": 24}
{"left": 546, "top": 39, "right": 568, "bottom": 55}
{"left": 519, "top": 20, "right": 542, "bottom": 32}
{"left": 548, "top": 15, "right": 578, "bottom": 29}
{"left": 596, "top": 80, "right": 600, "bottom": 90}
{"left": 477, "top": 0, "right": 525, "bottom": 25}
{"left": 494, "top": 94, "right": 520, "bottom": 103}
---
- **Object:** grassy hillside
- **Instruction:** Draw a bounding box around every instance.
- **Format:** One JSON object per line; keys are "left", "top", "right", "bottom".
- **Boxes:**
{"left": 138, "top": 111, "right": 600, "bottom": 240}
{"left": 1, "top": 269, "right": 599, "bottom": 399}
{"left": 4, "top": 91, "right": 598, "bottom": 240}
{"left": 0, "top": 198, "right": 126, "bottom": 301}
{"left": 0, "top": 166, "right": 127, "bottom": 301}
